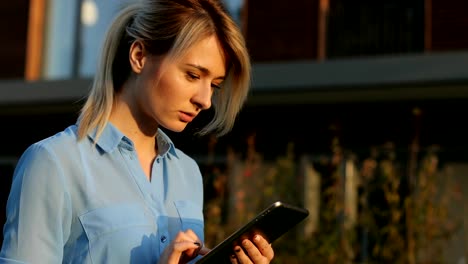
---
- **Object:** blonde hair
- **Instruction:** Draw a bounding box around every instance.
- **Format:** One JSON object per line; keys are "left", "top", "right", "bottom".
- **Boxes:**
{"left": 77, "top": 0, "right": 251, "bottom": 139}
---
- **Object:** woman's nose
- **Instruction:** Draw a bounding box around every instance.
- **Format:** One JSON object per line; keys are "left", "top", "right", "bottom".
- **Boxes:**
{"left": 191, "top": 82, "right": 213, "bottom": 110}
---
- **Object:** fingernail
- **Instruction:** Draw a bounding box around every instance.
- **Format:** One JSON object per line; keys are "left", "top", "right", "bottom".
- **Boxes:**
{"left": 234, "top": 246, "right": 241, "bottom": 252}
{"left": 193, "top": 242, "right": 203, "bottom": 256}
{"left": 254, "top": 235, "right": 260, "bottom": 241}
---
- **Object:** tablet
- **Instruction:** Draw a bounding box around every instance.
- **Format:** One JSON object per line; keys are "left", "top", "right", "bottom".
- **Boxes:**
{"left": 196, "top": 201, "right": 309, "bottom": 263}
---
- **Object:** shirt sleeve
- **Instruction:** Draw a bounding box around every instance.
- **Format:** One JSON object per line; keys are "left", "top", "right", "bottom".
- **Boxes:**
{"left": 0, "top": 143, "right": 72, "bottom": 263}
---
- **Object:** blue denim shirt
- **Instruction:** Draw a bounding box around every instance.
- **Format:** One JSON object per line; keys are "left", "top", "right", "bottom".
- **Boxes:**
{"left": 0, "top": 123, "right": 204, "bottom": 263}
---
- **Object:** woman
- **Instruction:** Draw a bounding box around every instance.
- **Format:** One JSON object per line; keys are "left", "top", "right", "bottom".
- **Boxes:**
{"left": 0, "top": 0, "right": 274, "bottom": 263}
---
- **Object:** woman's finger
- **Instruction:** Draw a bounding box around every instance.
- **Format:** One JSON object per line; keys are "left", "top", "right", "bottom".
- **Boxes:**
{"left": 161, "top": 230, "right": 204, "bottom": 264}
{"left": 184, "top": 229, "right": 201, "bottom": 244}
{"left": 233, "top": 245, "right": 253, "bottom": 264}
{"left": 230, "top": 254, "right": 239, "bottom": 264}
{"left": 198, "top": 245, "right": 211, "bottom": 256}
{"left": 252, "top": 235, "right": 274, "bottom": 260}
{"left": 168, "top": 240, "right": 200, "bottom": 263}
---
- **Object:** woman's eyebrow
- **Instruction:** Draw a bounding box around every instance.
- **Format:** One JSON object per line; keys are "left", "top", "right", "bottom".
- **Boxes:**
{"left": 186, "top": 63, "right": 225, "bottom": 80}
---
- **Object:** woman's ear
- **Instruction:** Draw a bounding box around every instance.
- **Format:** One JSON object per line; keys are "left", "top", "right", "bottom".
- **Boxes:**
{"left": 129, "top": 40, "right": 147, "bottom": 74}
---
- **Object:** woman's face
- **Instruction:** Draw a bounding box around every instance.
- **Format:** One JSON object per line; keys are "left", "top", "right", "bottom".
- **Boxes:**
{"left": 129, "top": 35, "right": 227, "bottom": 133}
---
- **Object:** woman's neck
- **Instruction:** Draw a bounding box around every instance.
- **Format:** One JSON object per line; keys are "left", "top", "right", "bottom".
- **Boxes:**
{"left": 109, "top": 97, "right": 159, "bottom": 156}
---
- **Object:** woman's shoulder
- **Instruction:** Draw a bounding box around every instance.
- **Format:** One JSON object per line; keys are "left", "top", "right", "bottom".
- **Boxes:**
{"left": 35, "top": 125, "right": 79, "bottom": 147}
{"left": 24, "top": 125, "right": 80, "bottom": 156}
{"left": 174, "top": 148, "right": 199, "bottom": 167}
{"left": 13, "top": 125, "right": 82, "bottom": 181}
{"left": 167, "top": 143, "right": 201, "bottom": 172}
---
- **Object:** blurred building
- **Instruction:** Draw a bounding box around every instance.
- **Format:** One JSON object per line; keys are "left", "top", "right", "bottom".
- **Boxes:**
{"left": 1, "top": 0, "right": 467, "bottom": 155}
{"left": 1, "top": 0, "right": 468, "bottom": 261}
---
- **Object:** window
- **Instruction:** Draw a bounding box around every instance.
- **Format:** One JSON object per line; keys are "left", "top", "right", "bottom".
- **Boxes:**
{"left": 222, "top": 0, "right": 244, "bottom": 26}
{"left": 327, "top": 0, "right": 425, "bottom": 58}
{"left": 43, "top": 0, "right": 133, "bottom": 80}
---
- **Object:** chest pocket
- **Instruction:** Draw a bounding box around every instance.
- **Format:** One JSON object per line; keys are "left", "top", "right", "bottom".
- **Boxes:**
{"left": 79, "top": 203, "right": 155, "bottom": 264}
{"left": 174, "top": 200, "right": 204, "bottom": 241}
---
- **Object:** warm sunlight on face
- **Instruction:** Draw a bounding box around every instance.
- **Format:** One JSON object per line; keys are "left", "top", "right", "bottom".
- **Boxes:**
{"left": 136, "top": 35, "right": 227, "bottom": 132}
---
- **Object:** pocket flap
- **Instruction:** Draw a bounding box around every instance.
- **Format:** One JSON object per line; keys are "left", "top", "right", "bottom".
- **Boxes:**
{"left": 79, "top": 203, "right": 151, "bottom": 242}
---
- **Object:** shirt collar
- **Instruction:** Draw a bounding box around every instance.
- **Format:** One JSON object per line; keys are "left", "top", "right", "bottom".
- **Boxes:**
{"left": 88, "top": 123, "right": 179, "bottom": 158}
{"left": 88, "top": 122, "right": 127, "bottom": 153}
{"left": 156, "top": 128, "right": 179, "bottom": 158}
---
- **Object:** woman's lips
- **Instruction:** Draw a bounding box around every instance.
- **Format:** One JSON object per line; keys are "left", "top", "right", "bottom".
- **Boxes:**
{"left": 179, "top": 111, "right": 196, "bottom": 122}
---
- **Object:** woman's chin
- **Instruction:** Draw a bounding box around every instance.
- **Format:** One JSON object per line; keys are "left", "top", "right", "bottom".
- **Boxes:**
{"left": 163, "top": 123, "right": 189, "bottom": 133}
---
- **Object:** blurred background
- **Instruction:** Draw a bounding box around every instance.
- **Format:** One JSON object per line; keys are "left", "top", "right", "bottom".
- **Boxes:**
{"left": 1, "top": 0, "right": 468, "bottom": 263}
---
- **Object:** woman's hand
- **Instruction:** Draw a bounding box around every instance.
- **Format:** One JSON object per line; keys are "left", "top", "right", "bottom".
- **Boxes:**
{"left": 157, "top": 229, "right": 204, "bottom": 264}
{"left": 230, "top": 234, "right": 274, "bottom": 264}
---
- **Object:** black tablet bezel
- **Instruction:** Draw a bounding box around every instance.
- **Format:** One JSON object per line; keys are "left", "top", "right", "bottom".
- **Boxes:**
{"left": 196, "top": 201, "right": 309, "bottom": 264}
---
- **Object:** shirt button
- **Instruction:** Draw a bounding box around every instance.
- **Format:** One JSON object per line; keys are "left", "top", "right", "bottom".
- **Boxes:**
{"left": 160, "top": 235, "right": 167, "bottom": 243}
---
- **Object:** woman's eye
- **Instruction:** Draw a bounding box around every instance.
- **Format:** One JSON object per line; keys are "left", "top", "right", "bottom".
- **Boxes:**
{"left": 211, "top": 83, "right": 222, "bottom": 90}
{"left": 187, "top": 72, "right": 200, "bottom": 80}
